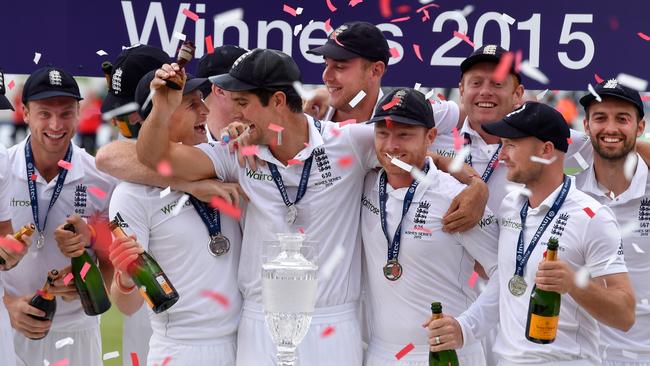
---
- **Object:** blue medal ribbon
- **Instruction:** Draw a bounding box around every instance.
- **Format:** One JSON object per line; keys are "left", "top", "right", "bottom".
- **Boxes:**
{"left": 188, "top": 195, "right": 222, "bottom": 237}
{"left": 463, "top": 132, "right": 502, "bottom": 183}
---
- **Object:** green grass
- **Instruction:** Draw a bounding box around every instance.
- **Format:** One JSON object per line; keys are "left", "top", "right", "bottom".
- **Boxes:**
{"left": 101, "top": 306, "right": 124, "bottom": 365}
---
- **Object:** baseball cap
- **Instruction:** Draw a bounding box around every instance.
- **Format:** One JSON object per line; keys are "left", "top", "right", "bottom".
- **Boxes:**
{"left": 209, "top": 49, "right": 301, "bottom": 91}
{"left": 367, "top": 88, "right": 434, "bottom": 128}
{"left": 195, "top": 45, "right": 248, "bottom": 78}
{"left": 101, "top": 44, "right": 170, "bottom": 113}
{"left": 579, "top": 78, "right": 645, "bottom": 118}
{"left": 135, "top": 70, "right": 209, "bottom": 120}
{"left": 22, "top": 67, "right": 82, "bottom": 104}
{"left": 482, "top": 101, "right": 570, "bottom": 152}
{"left": 460, "top": 44, "right": 521, "bottom": 83}
{"left": 0, "top": 69, "right": 14, "bottom": 111}
{"left": 307, "top": 21, "right": 391, "bottom": 65}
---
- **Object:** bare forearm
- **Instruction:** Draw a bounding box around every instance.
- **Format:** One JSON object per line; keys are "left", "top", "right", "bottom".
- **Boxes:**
{"left": 429, "top": 153, "right": 481, "bottom": 185}
{"left": 109, "top": 275, "right": 144, "bottom": 316}
{"left": 569, "top": 276, "right": 635, "bottom": 331}
{"left": 137, "top": 107, "right": 174, "bottom": 169}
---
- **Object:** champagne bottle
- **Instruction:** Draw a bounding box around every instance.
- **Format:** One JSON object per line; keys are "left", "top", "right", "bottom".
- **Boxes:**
{"left": 27, "top": 269, "right": 58, "bottom": 340}
{"left": 0, "top": 223, "right": 36, "bottom": 265}
{"left": 525, "top": 237, "right": 561, "bottom": 344}
{"left": 108, "top": 218, "right": 179, "bottom": 313}
{"left": 63, "top": 223, "right": 111, "bottom": 316}
{"left": 429, "top": 302, "right": 460, "bottom": 366}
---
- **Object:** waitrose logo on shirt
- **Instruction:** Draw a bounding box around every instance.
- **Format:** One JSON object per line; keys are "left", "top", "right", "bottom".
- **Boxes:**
{"left": 245, "top": 168, "right": 273, "bottom": 182}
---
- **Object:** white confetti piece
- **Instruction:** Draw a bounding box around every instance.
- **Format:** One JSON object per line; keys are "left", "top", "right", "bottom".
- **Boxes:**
{"left": 460, "top": 5, "right": 474, "bottom": 16}
{"left": 419, "top": 0, "right": 435, "bottom": 4}
{"left": 142, "top": 89, "right": 155, "bottom": 113}
{"left": 96, "top": 50, "right": 108, "bottom": 56}
{"left": 296, "top": 7, "right": 303, "bottom": 15}
{"left": 520, "top": 61, "right": 549, "bottom": 84}
{"left": 213, "top": 8, "right": 244, "bottom": 24}
{"left": 321, "top": 245, "right": 345, "bottom": 280}
{"left": 424, "top": 89, "right": 435, "bottom": 100}
{"left": 293, "top": 24, "right": 303, "bottom": 36}
{"left": 530, "top": 155, "right": 557, "bottom": 165}
{"left": 616, "top": 73, "right": 648, "bottom": 92}
{"left": 535, "top": 89, "right": 549, "bottom": 101}
{"left": 632, "top": 242, "right": 645, "bottom": 253}
{"left": 574, "top": 267, "right": 590, "bottom": 289}
{"left": 587, "top": 83, "right": 602, "bottom": 102}
{"left": 573, "top": 153, "right": 589, "bottom": 170}
{"left": 34, "top": 52, "right": 42, "bottom": 64}
{"left": 410, "top": 167, "right": 426, "bottom": 183}
{"left": 102, "top": 351, "right": 120, "bottom": 360}
{"left": 55, "top": 337, "right": 74, "bottom": 349}
{"left": 160, "top": 186, "right": 171, "bottom": 198}
{"left": 604, "top": 253, "right": 617, "bottom": 271}
{"left": 624, "top": 153, "right": 637, "bottom": 181}
{"left": 44, "top": 359, "right": 50, "bottom": 366}
{"left": 501, "top": 13, "right": 515, "bottom": 25}
{"left": 292, "top": 81, "right": 314, "bottom": 101}
{"left": 413, "top": 82, "right": 422, "bottom": 91}
{"left": 171, "top": 194, "right": 189, "bottom": 217}
{"left": 641, "top": 298, "right": 649, "bottom": 305}
{"left": 622, "top": 350, "right": 638, "bottom": 359}
{"left": 349, "top": 90, "right": 366, "bottom": 108}
{"left": 173, "top": 32, "right": 187, "bottom": 41}
{"left": 449, "top": 146, "right": 471, "bottom": 173}
{"left": 389, "top": 155, "right": 413, "bottom": 172}
{"left": 101, "top": 102, "right": 140, "bottom": 121}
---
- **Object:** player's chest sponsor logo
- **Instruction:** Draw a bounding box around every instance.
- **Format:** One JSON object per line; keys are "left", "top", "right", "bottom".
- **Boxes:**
{"left": 478, "top": 214, "right": 497, "bottom": 229}
{"left": 434, "top": 148, "right": 456, "bottom": 158}
{"left": 361, "top": 194, "right": 379, "bottom": 215}
{"left": 245, "top": 167, "right": 274, "bottom": 182}
{"left": 405, "top": 200, "right": 432, "bottom": 239}
{"left": 160, "top": 197, "right": 192, "bottom": 215}
{"left": 500, "top": 217, "right": 522, "bottom": 230}
{"left": 10, "top": 197, "right": 31, "bottom": 207}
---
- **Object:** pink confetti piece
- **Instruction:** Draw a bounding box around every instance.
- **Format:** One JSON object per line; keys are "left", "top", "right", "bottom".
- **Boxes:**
{"left": 390, "top": 16, "right": 410, "bottom": 23}
{"left": 50, "top": 359, "right": 69, "bottom": 366}
{"left": 468, "top": 271, "right": 479, "bottom": 288}
{"left": 641, "top": 95, "right": 650, "bottom": 101}
{"left": 0, "top": 237, "right": 24, "bottom": 253}
{"left": 156, "top": 160, "right": 172, "bottom": 177}
{"left": 210, "top": 197, "right": 242, "bottom": 220}
{"left": 268, "top": 123, "right": 285, "bottom": 132}
{"left": 609, "top": 16, "right": 619, "bottom": 30}
{"left": 298, "top": 227, "right": 305, "bottom": 234}
{"left": 413, "top": 226, "right": 432, "bottom": 234}
{"left": 337, "top": 155, "right": 354, "bottom": 168}
{"left": 30, "top": 173, "right": 38, "bottom": 180}
{"left": 453, "top": 31, "right": 475, "bottom": 48}
{"left": 80, "top": 262, "right": 91, "bottom": 281}
{"left": 339, "top": 119, "right": 357, "bottom": 127}
{"left": 595, "top": 74, "right": 604, "bottom": 84}
{"left": 130, "top": 352, "right": 140, "bottom": 366}
{"left": 287, "top": 159, "right": 303, "bottom": 165}
{"left": 324, "top": 18, "right": 332, "bottom": 32}
{"left": 437, "top": 93, "right": 446, "bottom": 101}
{"left": 182, "top": 8, "right": 199, "bottom": 21}
{"left": 240, "top": 145, "right": 259, "bottom": 156}
{"left": 396, "top": 4, "right": 411, "bottom": 13}
{"left": 88, "top": 186, "right": 107, "bottom": 199}
{"left": 8, "top": 80, "right": 15, "bottom": 90}
{"left": 283, "top": 4, "right": 298, "bottom": 16}
{"left": 330, "top": 127, "right": 341, "bottom": 137}
{"left": 492, "top": 52, "right": 514, "bottom": 82}
{"left": 638, "top": 32, "right": 650, "bottom": 41}
{"left": 452, "top": 127, "right": 463, "bottom": 151}
{"left": 416, "top": 3, "right": 440, "bottom": 13}
{"left": 395, "top": 343, "right": 415, "bottom": 360}
{"left": 63, "top": 272, "right": 74, "bottom": 286}
{"left": 161, "top": 357, "right": 172, "bottom": 366}
{"left": 514, "top": 49, "right": 523, "bottom": 73}
{"left": 413, "top": 44, "right": 423, "bottom": 62}
{"left": 379, "top": 0, "right": 391, "bottom": 18}
{"left": 326, "top": 0, "right": 337, "bottom": 12}
{"left": 201, "top": 289, "right": 230, "bottom": 308}
{"left": 205, "top": 35, "right": 214, "bottom": 55}
{"left": 349, "top": 0, "right": 363, "bottom": 6}
{"left": 57, "top": 160, "right": 72, "bottom": 170}
{"left": 382, "top": 98, "right": 399, "bottom": 111}
{"left": 567, "top": 137, "right": 573, "bottom": 145}
{"left": 321, "top": 325, "right": 335, "bottom": 337}
{"left": 583, "top": 207, "right": 595, "bottom": 218}
{"left": 388, "top": 48, "right": 399, "bottom": 58}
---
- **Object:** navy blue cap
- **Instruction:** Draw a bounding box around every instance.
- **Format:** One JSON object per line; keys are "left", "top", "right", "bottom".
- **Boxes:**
{"left": 579, "top": 79, "right": 645, "bottom": 118}
{"left": 135, "top": 71, "right": 209, "bottom": 120}
{"left": 22, "top": 67, "right": 82, "bottom": 104}
{"left": 209, "top": 49, "right": 301, "bottom": 91}
{"left": 460, "top": 44, "right": 521, "bottom": 83}
{"left": 368, "top": 88, "right": 434, "bottom": 128}
{"left": 196, "top": 45, "right": 248, "bottom": 78}
{"left": 307, "top": 21, "right": 391, "bottom": 65}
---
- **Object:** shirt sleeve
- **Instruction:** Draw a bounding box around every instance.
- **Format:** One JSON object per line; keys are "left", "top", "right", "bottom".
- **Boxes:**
{"left": 582, "top": 205, "right": 627, "bottom": 278}
{"left": 454, "top": 207, "right": 499, "bottom": 277}
{"left": 432, "top": 100, "right": 460, "bottom": 135}
{"left": 345, "top": 123, "right": 379, "bottom": 170}
{"left": 194, "top": 142, "right": 239, "bottom": 182}
{"left": 0, "top": 146, "right": 13, "bottom": 221}
{"left": 109, "top": 185, "right": 152, "bottom": 251}
{"left": 565, "top": 129, "right": 593, "bottom": 171}
{"left": 456, "top": 269, "right": 500, "bottom": 347}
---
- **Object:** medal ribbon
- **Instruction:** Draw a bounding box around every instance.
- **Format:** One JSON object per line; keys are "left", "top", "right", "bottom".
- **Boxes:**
{"left": 188, "top": 195, "right": 222, "bottom": 237}
{"left": 25, "top": 137, "right": 73, "bottom": 239}
{"left": 514, "top": 175, "right": 571, "bottom": 277}
{"left": 463, "top": 132, "right": 502, "bottom": 183}
{"left": 379, "top": 162, "right": 430, "bottom": 262}
{"left": 267, "top": 119, "right": 322, "bottom": 211}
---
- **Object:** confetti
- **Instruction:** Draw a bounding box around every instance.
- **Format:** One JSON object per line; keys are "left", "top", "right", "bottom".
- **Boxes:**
{"left": 293, "top": 24, "right": 303, "bottom": 36}
{"left": 55, "top": 337, "right": 74, "bottom": 349}
{"left": 349, "top": 90, "right": 366, "bottom": 108}
{"left": 57, "top": 160, "right": 72, "bottom": 170}
{"left": 283, "top": 4, "right": 298, "bottom": 16}
{"left": 50, "top": 359, "right": 69, "bottom": 366}
{"left": 321, "top": 245, "right": 345, "bottom": 280}
{"left": 210, "top": 196, "right": 242, "bottom": 219}
{"left": 642, "top": 95, "right": 650, "bottom": 101}
{"left": 161, "top": 356, "right": 172, "bottom": 366}
{"left": 213, "top": 8, "right": 244, "bottom": 24}
{"left": 88, "top": 186, "right": 107, "bottom": 199}
{"left": 337, "top": 155, "right": 355, "bottom": 168}
{"left": 616, "top": 73, "right": 648, "bottom": 92}
{"left": 583, "top": 207, "right": 595, "bottom": 218}
{"left": 437, "top": 93, "right": 446, "bottom": 101}
{"left": 501, "top": 13, "right": 515, "bottom": 25}
{"left": 567, "top": 137, "right": 573, "bottom": 145}
{"left": 326, "top": 0, "right": 337, "bottom": 12}
{"left": 338, "top": 119, "right": 357, "bottom": 127}
{"left": 574, "top": 267, "right": 590, "bottom": 288}
{"left": 424, "top": 89, "right": 435, "bottom": 100}
{"left": 63, "top": 272, "right": 74, "bottom": 286}
{"left": 292, "top": 81, "right": 314, "bottom": 100}
{"left": 389, "top": 155, "right": 413, "bottom": 172}
{"left": 382, "top": 98, "right": 399, "bottom": 111}
{"left": 413, "top": 83, "right": 421, "bottom": 91}
{"left": 205, "top": 35, "right": 214, "bottom": 54}
{"left": 638, "top": 32, "right": 650, "bottom": 41}
{"left": 324, "top": 18, "right": 332, "bottom": 32}
{"left": 80, "top": 262, "right": 91, "bottom": 281}
{"left": 389, "top": 47, "right": 400, "bottom": 58}
{"left": 96, "top": 50, "right": 108, "bottom": 56}
{"left": 412, "top": 226, "right": 432, "bottom": 234}
{"left": 412, "top": 44, "right": 423, "bottom": 62}
{"left": 379, "top": 0, "right": 391, "bottom": 18}
{"left": 103, "top": 351, "right": 120, "bottom": 360}
{"left": 411, "top": 166, "right": 426, "bottom": 183}
{"left": 449, "top": 146, "right": 471, "bottom": 173}
{"left": 173, "top": 32, "right": 187, "bottom": 41}
{"left": 240, "top": 145, "right": 259, "bottom": 156}
{"left": 536, "top": 89, "right": 549, "bottom": 101}
{"left": 8, "top": 80, "right": 15, "bottom": 90}
{"left": 157, "top": 160, "right": 173, "bottom": 177}
{"left": 287, "top": 159, "right": 303, "bottom": 166}
{"left": 452, "top": 127, "right": 463, "bottom": 151}
{"left": 594, "top": 74, "right": 604, "bottom": 84}
{"left": 160, "top": 186, "right": 172, "bottom": 198}
{"left": 182, "top": 8, "right": 199, "bottom": 21}
{"left": 453, "top": 31, "right": 474, "bottom": 48}
{"left": 395, "top": 343, "right": 415, "bottom": 360}
{"left": 171, "top": 194, "right": 189, "bottom": 217}
{"left": 391, "top": 16, "right": 411, "bottom": 23}
{"left": 493, "top": 52, "right": 514, "bottom": 83}
{"left": 642, "top": 298, "right": 649, "bottom": 305}
{"left": 520, "top": 61, "right": 549, "bottom": 84}
{"left": 101, "top": 102, "right": 140, "bottom": 121}
{"left": 624, "top": 153, "right": 637, "bottom": 181}
{"left": 296, "top": 7, "right": 303, "bottom": 14}
{"left": 515, "top": 50, "right": 522, "bottom": 73}
{"left": 530, "top": 156, "right": 557, "bottom": 165}
{"left": 587, "top": 83, "right": 602, "bottom": 102}
{"left": 321, "top": 325, "right": 335, "bottom": 337}
{"left": 201, "top": 289, "right": 230, "bottom": 308}
{"left": 632, "top": 242, "right": 645, "bottom": 253}
{"left": 468, "top": 271, "right": 479, "bottom": 288}
{"left": 573, "top": 153, "right": 589, "bottom": 170}
{"left": 349, "top": 0, "right": 363, "bottom": 6}
{"left": 268, "top": 123, "right": 285, "bottom": 133}
{"left": 460, "top": 4, "right": 475, "bottom": 16}
{"left": 34, "top": 52, "right": 42, "bottom": 64}
{"left": 130, "top": 352, "right": 140, "bottom": 366}
{"left": 416, "top": 3, "right": 439, "bottom": 12}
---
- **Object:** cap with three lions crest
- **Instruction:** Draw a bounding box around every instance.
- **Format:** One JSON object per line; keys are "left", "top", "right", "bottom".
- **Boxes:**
{"left": 460, "top": 44, "right": 521, "bottom": 83}
{"left": 367, "top": 88, "right": 435, "bottom": 129}
{"left": 579, "top": 78, "right": 645, "bottom": 118}
{"left": 307, "top": 21, "right": 391, "bottom": 65}
{"left": 22, "top": 66, "right": 82, "bottom": 104}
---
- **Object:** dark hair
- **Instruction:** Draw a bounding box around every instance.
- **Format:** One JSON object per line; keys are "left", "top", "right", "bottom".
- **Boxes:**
{"left": 249, "top": 87, "right": 302, "bottom": 113}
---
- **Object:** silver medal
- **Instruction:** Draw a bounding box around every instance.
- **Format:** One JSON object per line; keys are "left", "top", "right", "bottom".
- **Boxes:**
{"left": 286, "top": 205, "right": 298, "bottom": 225}
{"left": 208, "top": 234, "right": 230, "bottom": 256}
{"left": 508, "top": 275, "right": 528, "bottom": 296}
{"left": 36, "top": 232, "right": 45, "bottom": 249}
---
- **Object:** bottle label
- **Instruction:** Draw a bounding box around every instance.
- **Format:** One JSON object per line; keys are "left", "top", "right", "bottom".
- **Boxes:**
{"left": 139, "top": 287, "right": 155, "bottom": 309}
{"left": 155, "top": 275, "right": 173, "bottom": 295}
{"left": 528, "top": 313, "right": 559, "bottom": 340}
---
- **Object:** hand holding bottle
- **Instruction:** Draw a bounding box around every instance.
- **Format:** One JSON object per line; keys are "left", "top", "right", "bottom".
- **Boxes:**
{"left": 535, "top": 258, "right": 575, "bottom": 294}
{"left": 109, "top": 234, "right": 144, "bottom": 274}
{"left": 54, "top": 215, "right": 91, "bottom": 258}
{"left": 4, "top": 293, "right": 52, "bottom": 339}
{"left": 423, "top": 313, "right": 464, "bottom": 352}
{"left": 0, "top": 233, "right": 31, "bottom": 270}
{"left": 47, "top": 266, "right": 79, "bottom": 302}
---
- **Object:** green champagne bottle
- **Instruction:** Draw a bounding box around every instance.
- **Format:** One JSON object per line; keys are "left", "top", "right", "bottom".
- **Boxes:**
{"left": 109, "top": 218, "right": 179, "bottom": 313}
{"left": 63, "top": 223, "right": 111, "bottom": 316}
{"left": 0, "top": 223, "right": 36, "bottom": 266}
{"left": 525, "top": 237, "right": 561, "bottom": 344}
{"left": 429, "top": 302, "right": 460, "bottom": 366}
{"left": 27, "top": 269, "right": 58, "bottom": 340}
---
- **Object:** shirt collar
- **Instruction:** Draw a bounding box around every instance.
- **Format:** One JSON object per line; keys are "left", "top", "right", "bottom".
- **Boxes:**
{"left": 324, "top": 88, "right": 384, "bottom": 122}
{"left": 578, "top": 153, "right": 648, "bottom": 203}
{"left": 374, "top": 156, "right": 437, "bottom": 201}
{"left": 13, "top": 138, "right": 85, "bottom": 185}
{"left": 256, "top": 114, "right": 325, "bottom": 168}
{"left": 527, "top": 176, "right": 574, "bottom": 215}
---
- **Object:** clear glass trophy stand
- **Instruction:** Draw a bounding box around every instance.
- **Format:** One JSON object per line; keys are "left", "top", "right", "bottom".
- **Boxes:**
{"left": 262, "top": 233, "right": 318, "bottom": 366}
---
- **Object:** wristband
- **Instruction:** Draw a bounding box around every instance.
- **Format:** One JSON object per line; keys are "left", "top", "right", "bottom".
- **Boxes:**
{"left": 115, "top": 271, "right": 136, "bottom": 294}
